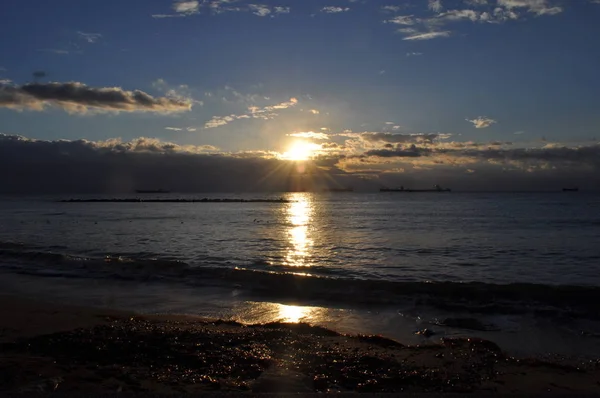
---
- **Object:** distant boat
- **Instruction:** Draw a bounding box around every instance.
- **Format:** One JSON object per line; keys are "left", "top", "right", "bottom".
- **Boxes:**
{"left": 380, "top": 184, "right": 451, "bottom": 193}
{"left": 323, "top": 187, "right": 354, "bottom": 192}
{"left": 562, "top": 187, "right": 579, "bottom": 192}
{"left": 135, "top": 189, "right": 170, "bottom": 194}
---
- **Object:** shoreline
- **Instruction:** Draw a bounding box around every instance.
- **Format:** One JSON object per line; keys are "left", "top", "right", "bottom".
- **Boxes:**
{"left": 1, "top": 294, "right": 599, "bottom": 393}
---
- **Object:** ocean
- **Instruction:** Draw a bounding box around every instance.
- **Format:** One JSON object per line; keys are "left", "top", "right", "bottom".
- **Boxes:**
{"left": 2, "top": 192, "right": 600, "bottom": 358}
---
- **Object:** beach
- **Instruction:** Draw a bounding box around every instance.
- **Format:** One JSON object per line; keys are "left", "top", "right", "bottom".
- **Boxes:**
{"left": 1, "top": 294, "right": 599, "bottom": 394}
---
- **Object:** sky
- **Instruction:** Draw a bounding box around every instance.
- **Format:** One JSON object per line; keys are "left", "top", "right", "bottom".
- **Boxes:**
{"left": 1, "top": 0, "right": 600, "bottom": 192}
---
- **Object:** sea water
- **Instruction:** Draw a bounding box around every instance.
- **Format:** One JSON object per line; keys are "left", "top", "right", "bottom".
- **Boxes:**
{"left": 1, "top": 192, "right": 600, "bottom": 357}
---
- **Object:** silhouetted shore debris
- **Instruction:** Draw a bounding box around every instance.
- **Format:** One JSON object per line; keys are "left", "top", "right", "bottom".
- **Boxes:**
{"left": 59, "top": 198, "right": 292, "bottom": 203}
{"left": 2, "top": 316, "right": 598, "bottom": 393}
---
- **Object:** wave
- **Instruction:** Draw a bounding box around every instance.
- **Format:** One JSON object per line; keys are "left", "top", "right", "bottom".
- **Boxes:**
{"left": 1, "top": 241, "right": 600, "bottom": 319}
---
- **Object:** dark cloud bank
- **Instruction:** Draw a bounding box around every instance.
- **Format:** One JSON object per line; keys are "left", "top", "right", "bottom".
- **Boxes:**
{"left": 1, "top": 134, "right": 599, "bottom": 194}
{"left": 0, "top": 82, "right": 191, "bottom": 113}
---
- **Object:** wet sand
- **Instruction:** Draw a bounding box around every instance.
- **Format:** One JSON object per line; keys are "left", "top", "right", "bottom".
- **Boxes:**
{"left": 1, "top": 294, "right": 599, "bottom": 394}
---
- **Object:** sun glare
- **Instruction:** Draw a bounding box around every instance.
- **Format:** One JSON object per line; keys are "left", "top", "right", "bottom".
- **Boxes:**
{"left": 282, "top": 141, "right": 317, "bottom": 161}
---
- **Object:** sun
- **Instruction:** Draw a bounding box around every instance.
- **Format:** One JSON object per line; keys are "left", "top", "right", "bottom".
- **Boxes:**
{"left": 282, "top": 141, "right": 317, "bottom": 161}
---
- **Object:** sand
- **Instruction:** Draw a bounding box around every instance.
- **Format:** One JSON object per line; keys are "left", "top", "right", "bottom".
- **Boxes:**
{"left": 0, "top": 294, "right": 599, "bottom": 394}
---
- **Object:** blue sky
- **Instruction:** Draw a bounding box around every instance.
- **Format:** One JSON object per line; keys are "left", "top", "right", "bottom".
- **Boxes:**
{"left": 1, "top": 0, "right": 599, "bottom": 165}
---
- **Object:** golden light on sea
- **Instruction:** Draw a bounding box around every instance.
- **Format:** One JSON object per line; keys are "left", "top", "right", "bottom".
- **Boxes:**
{"left": 285, "top": 193, "right": 314, "bottom": 267}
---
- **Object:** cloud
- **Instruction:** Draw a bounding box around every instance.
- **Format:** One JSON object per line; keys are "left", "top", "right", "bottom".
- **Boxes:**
{"left": 204, "top": 97, "right": 298, "bottom": 129}
{"left": 403, "top": 31, "right": 450, "bottom": 40}
{"left": 153, "top": 1, "right": 289, "bottom": 18}
{"left": 0, "top": 81, "right": 193, "bottom": 114}
{"left": 381, "top": 5, "right": 402, "bottom": 12}
{"left": 249, "top": 4, "right": 271, "bottom": 16}
{"left": 381, "top": 0, "right": 563, "bottom": 41}
{"left": 165, "top": 126, "right": 198, "bottom": 132}
{"left": 152, "top": 0, "right": 199, "bottom": 17}
{"left": 386, "top": 14, "right": 451, "bottom": 40}
{"left": 321, "top": 6, "right": 350, "bottom": 13}
{"left": 497, "top": 0, "right": 562, "bottom": 15}
{"left": 406, "top": 52, "right": 423, "bottom": 56}
{"left": 2, "top": 134, "right": 600, "bottom": 193}
{"left": 173, "top": 0, "right": 200, "bottom": 14}
{"left": 308, "top": 109, "right": 320, "bottom": 114}
{"left": 288, "top": 131, "right": 330, "bottom": 140}
{"left": 428, "top": 0, "right": 443, "bottom": 12}
{"left": 0, "top": 134, "right": 336, "bottom": 194}
{"left": 386, "top": 15, "right": 417, "bottom": 25}
{"left": 152, "top": 78, "right": 202, "bottom": 106}
{"left": 343, "top": 132, "right": 446, "bottom": 144}
{"left": 204, "top": 114, "right": 250, "bottom": 128}
{"left": 438, "top": 9, "right": 481, "bottom": 22}
{"left": 466, "top": 116, "right": 497, "bottom": 129}
{"left": 77, "top": 31, "right": 102, "bottom": 43}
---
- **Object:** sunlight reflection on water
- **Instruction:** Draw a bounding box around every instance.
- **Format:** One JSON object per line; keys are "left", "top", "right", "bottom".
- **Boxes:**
{"left": 232, "top": 301, "right": 326, "bottom": 324}
{"left": 284, "top": 193, "right": 314, "bottom": 267}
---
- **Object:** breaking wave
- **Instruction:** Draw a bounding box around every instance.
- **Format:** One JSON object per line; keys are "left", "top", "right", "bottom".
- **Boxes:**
{"left": 1, "top": 241, "right": 600, "bottom": 320}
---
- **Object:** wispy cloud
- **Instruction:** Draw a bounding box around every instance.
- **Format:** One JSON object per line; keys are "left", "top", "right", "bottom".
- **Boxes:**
{"left": 0, "top": 81, "right": 193, "bottom": 114}
{"left": 380, "top": 0, "right": 562, "bottom": 41}
{"left": 204, "top": 114, "right": 250, "bottom": 129}
{"left": 288, "top": 131, "right": 330, "bottom": 140}
{"left": 204, "top": 97, "right": 298, "bottom": 129}
{"left": 249, "top": 4, "right": 271, "bottom": 17}
{"left": 153, "top": 0, "right": 290, "bottom": 18}
{"left": 381, "top": 5, "right": 402, "bottom": 13}
{"left": 406, "top": 52, "right": 423, "bottom": 56}
{"left": 152, "top": 78, "right": 202, "bottom": 106}
{"left": 165, "top": 126, "right": 198, "bottom": 132}
{"left": 428, "top": 0, "right": 443, "bottom": 12}
{"left": 386, "top": 15, "right": 417, "bottom": 25}
{"left": 321, "top": 6, "right": 350, "bottom": 13}
{"left": 77, "top": 31, "right": 102, "bottom": 43}
{"left": 403, "top": 31, "right": 450, "bottom": 40}
{"left": 37, "top": 49, "right": 76, "bottom": 55}
{"left": 174, "top": 0, "right": 200, "bottom": 14}
{"left": 497, "top": 0, "right": 562, "bottom": 16}
{"left": 385, "top": 14, "right": 450, "bottom": 40}
{"left": 152, "top": 0, "right": 199, "bottom": 17}
{"left": 466, "top": 116, "right": 497, "bottom": 128}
